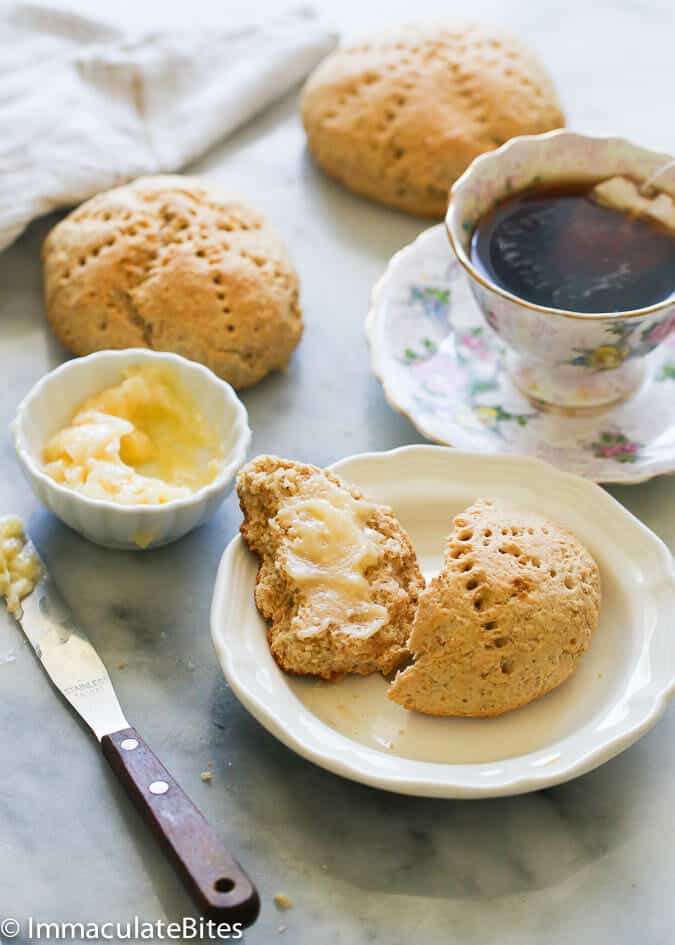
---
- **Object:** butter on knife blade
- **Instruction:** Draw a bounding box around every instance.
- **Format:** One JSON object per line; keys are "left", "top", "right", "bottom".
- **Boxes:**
{"left": 0, "top": 514, "right": 129, "bottom": 739}
{"left": 0, "top": 515, "right": 42, "bottom": 617}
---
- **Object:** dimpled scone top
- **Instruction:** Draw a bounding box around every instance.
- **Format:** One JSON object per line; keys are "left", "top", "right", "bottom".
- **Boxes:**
{"left": 43, "top": 176, "right": 303, "bottom": 389}
{"left": 301, "top": 23, "right": 564, "bottom": 217}
{"left": 389, "top": 499, "right": 600, "bottom": 717}
{"left": 237, "top": 456, "right": 425, "bottom": 680}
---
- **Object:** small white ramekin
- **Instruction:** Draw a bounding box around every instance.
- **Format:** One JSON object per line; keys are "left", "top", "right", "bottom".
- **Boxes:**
{"left": 11, "top": 349, "right": 251, "bottom": 550}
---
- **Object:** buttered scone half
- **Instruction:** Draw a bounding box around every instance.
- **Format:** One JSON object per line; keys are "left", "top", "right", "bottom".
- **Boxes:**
{"left": 389, "top": 499, "right": 600, "bottom": 717}
{"left": 237, "top": 456, "right": 424, "bottom": 679}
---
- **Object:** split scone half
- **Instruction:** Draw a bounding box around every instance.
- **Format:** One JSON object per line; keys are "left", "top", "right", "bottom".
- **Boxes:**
{"left": 389, "top": 499, "right": 601, "bottom": 717}
{"left": 237, "top": 456, "right": 424, "bottom": 679}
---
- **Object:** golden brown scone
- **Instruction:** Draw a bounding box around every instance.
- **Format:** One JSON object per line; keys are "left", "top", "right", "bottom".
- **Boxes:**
{"left": 301, "top": 23, "right": 564, "bottom": 217}
{"left": 42, "top": 175, "right": 302, "bottom": 389}
{"left": 237, "top": 455, "right": 424, "bottom": 680}
{"left": 388, "top": 499, "right": 600, "bottom": 716}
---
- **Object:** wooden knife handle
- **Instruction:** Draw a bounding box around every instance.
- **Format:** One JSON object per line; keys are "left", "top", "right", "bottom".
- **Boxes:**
{"left": 101, "top": 727, "right": 259, "bottom": 927}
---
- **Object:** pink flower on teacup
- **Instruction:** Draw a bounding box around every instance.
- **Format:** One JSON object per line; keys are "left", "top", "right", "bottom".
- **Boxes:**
{"left": 485, "top": 309, "right": 499, "bottom": 333}
{"left": 643, "top": 313, "right": 675, "bottom": 349}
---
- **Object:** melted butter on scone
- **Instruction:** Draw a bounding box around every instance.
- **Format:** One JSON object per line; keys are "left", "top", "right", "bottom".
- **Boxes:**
{"left": 276, "top": 481, "right": 388, "bottom": 639}
{"left": 237, "top": 455, "right": 424, "bottom": 679}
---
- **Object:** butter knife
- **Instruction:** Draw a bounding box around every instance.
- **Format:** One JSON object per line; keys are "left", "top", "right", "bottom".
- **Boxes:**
{"left": 8, "top": 538, "right": 260, "bottom": 928}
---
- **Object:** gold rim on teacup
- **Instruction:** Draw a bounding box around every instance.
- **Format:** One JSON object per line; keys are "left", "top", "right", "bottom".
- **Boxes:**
{"left": 445, "top": 129, "right": 675, "bottom": 322}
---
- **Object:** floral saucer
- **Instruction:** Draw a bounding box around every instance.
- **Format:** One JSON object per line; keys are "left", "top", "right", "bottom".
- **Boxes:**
{"left": 366, "top": 225, "right": 675, "bottom": 484}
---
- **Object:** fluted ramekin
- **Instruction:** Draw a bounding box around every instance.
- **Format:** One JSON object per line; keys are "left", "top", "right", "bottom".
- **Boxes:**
{"left": 11, "top": 349, "right": 251, "bottom": 550}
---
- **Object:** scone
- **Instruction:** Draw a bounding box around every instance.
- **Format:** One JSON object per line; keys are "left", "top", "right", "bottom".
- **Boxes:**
{"left": 389, "top": 499, "right": 600, "bottom": 716}
{"left": 301, "top": 23, "right": 564, "bottom": 217}
{"left": 43, "top": 175, "right": 302, "bottom": 389}
{"left": 237, "top": 456, "right": 424, "bottom": 679}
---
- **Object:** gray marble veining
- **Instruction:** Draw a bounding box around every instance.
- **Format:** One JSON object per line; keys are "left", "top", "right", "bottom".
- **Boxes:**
{"left": 1, "top": 1, "right": 674, "bottom": 943}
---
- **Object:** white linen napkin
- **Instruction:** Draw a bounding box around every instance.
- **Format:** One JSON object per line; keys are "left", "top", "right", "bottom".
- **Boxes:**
{"left": 0, "top": 3, "right": 337, "bottom": 251}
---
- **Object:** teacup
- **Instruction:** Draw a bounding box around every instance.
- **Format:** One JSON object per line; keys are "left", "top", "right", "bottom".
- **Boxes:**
{"left": 446, "top": 130, "right": 675, "bottom": 411}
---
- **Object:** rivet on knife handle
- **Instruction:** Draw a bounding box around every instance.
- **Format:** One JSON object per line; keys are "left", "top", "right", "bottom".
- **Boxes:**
{"left": 102, "top": 727, "right": 260, "bottom": 927}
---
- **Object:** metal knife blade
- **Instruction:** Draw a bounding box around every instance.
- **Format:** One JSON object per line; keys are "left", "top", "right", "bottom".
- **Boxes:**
{"left": 14, "top": 542, "right": 128, "bottom": 741}
{"left": 4, "top": 534, "right": 260, "bottom": 925}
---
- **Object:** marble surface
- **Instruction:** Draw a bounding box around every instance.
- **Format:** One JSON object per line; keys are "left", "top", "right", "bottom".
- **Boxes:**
{"left": 1, "top": 1, "right": 674, "bottom": 942}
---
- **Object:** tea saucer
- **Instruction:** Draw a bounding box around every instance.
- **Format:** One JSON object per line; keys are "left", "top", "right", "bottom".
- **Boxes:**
{"left": 366, "top": 225, "right": 675, "bottom": 483}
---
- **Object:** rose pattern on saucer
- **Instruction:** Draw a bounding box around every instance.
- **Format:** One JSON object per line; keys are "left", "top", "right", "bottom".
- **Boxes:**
{"left": 590, "top": 432, "right": 643, "bottom": 464}
{"left": 367, "top": 225, "right": 675, "bottom": 483}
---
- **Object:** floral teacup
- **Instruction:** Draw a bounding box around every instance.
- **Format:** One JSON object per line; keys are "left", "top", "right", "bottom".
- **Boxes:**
{"left": 446, "top": 130, "right": 675, "bottom": 411}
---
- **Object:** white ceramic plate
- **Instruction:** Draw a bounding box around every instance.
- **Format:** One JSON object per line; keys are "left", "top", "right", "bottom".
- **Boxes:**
{"left": 210, "top": 446, "right": 675, "bottom": 798}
